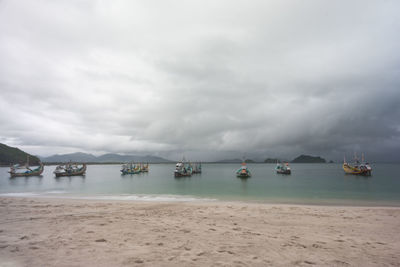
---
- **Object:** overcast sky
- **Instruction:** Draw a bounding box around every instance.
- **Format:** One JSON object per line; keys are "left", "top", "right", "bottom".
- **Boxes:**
{"left": 0, "top": 0, "right": 399, "bottom": 162}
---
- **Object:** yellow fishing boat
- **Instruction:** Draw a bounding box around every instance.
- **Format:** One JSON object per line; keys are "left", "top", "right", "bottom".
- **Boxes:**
{"left": 343, "top": 154, "right": 372, "bottom": 175}
{"left": 140, "top": 163, "right": 149, "bottom": 172}
{"left": 343, "top": 163, "right": 364, "bottom": 174}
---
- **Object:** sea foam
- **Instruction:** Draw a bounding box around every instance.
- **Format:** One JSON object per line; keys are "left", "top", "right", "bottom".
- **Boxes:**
{"left": 0, "top": 192, "right": 216, "bottom": 202}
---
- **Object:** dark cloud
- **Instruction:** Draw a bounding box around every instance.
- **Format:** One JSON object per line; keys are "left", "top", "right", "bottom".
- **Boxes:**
{"left": 0, "top": 0, "right": 399, "bottom": 162}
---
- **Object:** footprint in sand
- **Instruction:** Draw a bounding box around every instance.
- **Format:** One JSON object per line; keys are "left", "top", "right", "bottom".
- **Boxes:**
{"left": 122, "top": 257, "right": 144, "bottom": 265}
{"left": 304, "top": 260, "right": 316, "bottom": 265}
{"left": 331, "top": 260, "right": 350, "bottom": 266}
{"left": 10, "top": 246, "right": 19, "bottom": 252}
{"left": 312, "top": 244, "right": 323, "bottom": 249}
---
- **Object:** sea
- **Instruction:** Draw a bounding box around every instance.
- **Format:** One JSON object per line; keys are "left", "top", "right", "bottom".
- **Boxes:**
{"left": 1, "top": 163, "right": 399, "bottom": 206}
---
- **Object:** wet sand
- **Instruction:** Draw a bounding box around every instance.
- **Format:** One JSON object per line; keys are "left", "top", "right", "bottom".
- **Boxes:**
{"left": 0, "top": 197, "right": 399, "bottom": 266}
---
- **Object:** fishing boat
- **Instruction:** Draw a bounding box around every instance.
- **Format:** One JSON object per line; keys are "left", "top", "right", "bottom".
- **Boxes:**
{"left": 192, "top": 162, "right": 202, "bottom": 174}
{"left": 343, "top": 154, "right": 372, "bottom": 176}
{"left": 140, "top": 163, "right": 149, "bottom": 172}
{"left": 54, "top": 162, "right": 86, "bottom": 177}
{"left": 174, "top": 159, "right": 192, "bottom": 177}
{"left": 8, "top": 156, "right": 44, "bottom": 178}
{"left": 121, "top": 162, "right": 141, "bottom": 175}
{"left": 236, "top": 162, "right": 251, "bottom": 178}
{"left": 276, "top": 162, "right": 291, "bottom": 174}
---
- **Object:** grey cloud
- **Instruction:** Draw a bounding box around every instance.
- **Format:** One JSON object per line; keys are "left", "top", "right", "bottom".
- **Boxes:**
{"left": 0, "top": 0, "right": 399, "bottom": 162}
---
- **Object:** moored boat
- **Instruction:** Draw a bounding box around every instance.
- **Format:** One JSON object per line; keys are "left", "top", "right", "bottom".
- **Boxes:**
{"left": 174, "top": 159, "right": 192, "bottom": 177}
{"left": 8, "top": 162, "right": 44, "bottom": 178}
{"left": 236, "top": 162, "right": 251, "bottom": 178}
{"left": 121, "top": 162, "right": 141, "bottom": 175}
{"left": 54, "top": 163, "right": 86, "bottom": 177}
{"left": 192, "top": 162, "right": 202, "bottom": 174}
{"left": 276, "top": 162, "right": 291, "bottom": 174}
{"left": 140, "top": 163, "right": 149, "bottom": 172}
{"left": 343, "top": 154, "right": 372, "bottom": 176}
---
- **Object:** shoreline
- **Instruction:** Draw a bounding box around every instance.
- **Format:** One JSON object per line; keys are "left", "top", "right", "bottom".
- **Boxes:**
{"left": 1, "top": 193, "right": 400, "bottom": 208}
{"left": 1, "top": 197, "right": 399, "bottom": 266}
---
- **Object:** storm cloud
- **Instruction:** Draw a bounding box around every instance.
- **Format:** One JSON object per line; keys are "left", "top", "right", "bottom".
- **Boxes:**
{"left": 1, "top": 0, "right": 399, "bottom": 162}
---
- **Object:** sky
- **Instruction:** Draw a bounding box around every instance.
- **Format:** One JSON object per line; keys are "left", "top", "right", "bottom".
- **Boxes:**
{"left": 0, "top": 0, "right": 399, "bottom": 162}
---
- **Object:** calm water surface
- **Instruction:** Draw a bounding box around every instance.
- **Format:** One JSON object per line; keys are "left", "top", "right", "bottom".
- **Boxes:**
{"left": 1, "top": 163, "right": 399, "bottom": 205}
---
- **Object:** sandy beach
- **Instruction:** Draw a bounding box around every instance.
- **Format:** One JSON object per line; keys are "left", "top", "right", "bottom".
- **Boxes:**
{"left": 0, "top": 197, "right": 399, "bottom": 266}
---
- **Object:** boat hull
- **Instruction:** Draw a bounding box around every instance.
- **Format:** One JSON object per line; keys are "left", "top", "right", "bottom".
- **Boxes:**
{"left": 121, "top": 170, "right": 141, "bottom": 175}
{"left": 54, "top": 164, "right": 86, "bottom": 177}
{"left": 54, "top": 171, "right": 86, "bottom": 177}
{"left": 236, "top": 163, "right": 251, "bottom": 178}
{"left": 276, "top": 169, "right": 291, "bottom": 175}
{"left": 174, "top": 171, "right": 192, "bottom": 177}
{"left": 343, "top": 164, "right": 371, "bottom": 175}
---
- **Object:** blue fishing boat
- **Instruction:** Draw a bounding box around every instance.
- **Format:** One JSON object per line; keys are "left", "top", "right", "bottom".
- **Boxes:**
{"left": 9, "top": 162, "right": 44, "bottom": 177}
{"left": 121, "top": 162, "right": 141, "bottom": 175}
{"left": 54, "top": 162, "right": 86, "bottom": 177}
{"left": 236, "top": 162, "right": 251, "bottom": 178}
{"left": 174, "top": 159, "right": 192, "bottom": 177}
{"left": 276, "top": 162, "right": 291, "bottom": 174}
{"left": 8, "top": 155, "right": 44, "bottom": 178}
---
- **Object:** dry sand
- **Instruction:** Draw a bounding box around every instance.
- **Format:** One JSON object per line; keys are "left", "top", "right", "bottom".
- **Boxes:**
{"left": 0, "top": 197, "right": 399, "bottom": 267}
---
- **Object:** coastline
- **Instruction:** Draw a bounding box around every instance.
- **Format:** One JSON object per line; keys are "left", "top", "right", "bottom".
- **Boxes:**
{"left": 1, "top": 197, "right": 399, "bottom": 266}
{"left": 2, "top": 192, "right": 400, "bottom": 207}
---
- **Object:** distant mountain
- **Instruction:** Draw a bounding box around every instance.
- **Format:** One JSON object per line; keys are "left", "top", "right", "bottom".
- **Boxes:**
{"left": 264, "top": 158, "right": 280, "bottom": 163}
{"left": 216, "top": 159, "right": 243, "bottom": 163}
{"left": 244, "top": 159, "right": 256, "bottom": 163}
{"left": 41, "top": 152, "right": 97, "bottom": 163}
{"left": 96, "top": 153, "right": 171, "bottom": 163}
{"left": 291, "top": 154, "right": 326, "bottom": 163}
{"left": 96, "top": 153, "right": 132, "bottom": 162}
{"left": 0, "top": 143, "right": 40, "bottom": 166}
{"left": 40, "top": 152, "right": 172, "bottom": 163}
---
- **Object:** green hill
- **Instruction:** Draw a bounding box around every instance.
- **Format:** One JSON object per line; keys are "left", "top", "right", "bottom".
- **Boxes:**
{"left": 264, "top": 158, "right": 280, "bottom": 163}
{"left": 40, "top": 152, "right": 172, "bottom": 163}
{"left": 291, "top": 154, "right": 326, "bottom": 163}
{"left": 0, "top": 143, "right": 40, "bottom": 166}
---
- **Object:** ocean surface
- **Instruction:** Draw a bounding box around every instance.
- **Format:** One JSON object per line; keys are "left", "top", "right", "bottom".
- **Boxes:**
{"left": 1, "top": 163, "right": 400, "bottom": 205}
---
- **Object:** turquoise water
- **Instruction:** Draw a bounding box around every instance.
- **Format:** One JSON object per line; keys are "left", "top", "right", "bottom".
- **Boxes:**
{"left": 1, "top": 163, "right": 399, "bottom": 205}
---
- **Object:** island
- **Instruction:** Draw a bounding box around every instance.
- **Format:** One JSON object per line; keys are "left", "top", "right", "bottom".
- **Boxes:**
{"left": 264, "top": 158, "right": 280, "bottom": 163}
{"left": 291, "top": 154, "right": 326, "bottom": 163}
